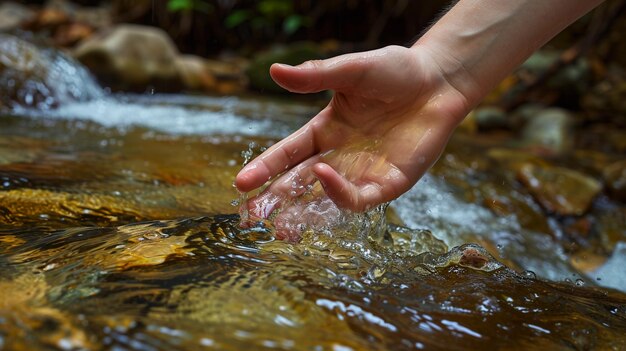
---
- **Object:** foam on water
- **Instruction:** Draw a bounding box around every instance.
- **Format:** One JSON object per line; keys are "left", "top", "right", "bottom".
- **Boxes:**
{"left": 392, "top": 174, "right": 591, "bottom": 282}
{"left": 593, "top": 242, "right": 626, "bottom": 292}
{"left": 11, "top": 94, "right": 301, "bottom": 137}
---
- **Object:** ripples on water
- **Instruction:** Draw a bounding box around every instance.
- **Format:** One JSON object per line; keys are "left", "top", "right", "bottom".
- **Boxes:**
{"left": 0, "top": 87, "right": 625, "bottom": 348}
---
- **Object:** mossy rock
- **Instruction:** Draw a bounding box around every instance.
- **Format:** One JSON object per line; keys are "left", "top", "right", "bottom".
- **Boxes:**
{"left": 246, "top": 42, "right": 325, "bottom": 94}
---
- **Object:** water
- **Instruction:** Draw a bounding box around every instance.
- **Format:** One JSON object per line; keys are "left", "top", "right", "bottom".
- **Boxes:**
{"left": 1, "top": 38, "right": 626, "bottom": 350}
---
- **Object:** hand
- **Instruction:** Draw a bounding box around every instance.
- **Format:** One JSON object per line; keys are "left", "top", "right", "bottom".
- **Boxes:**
{"left": 235, "top": 45, "right": 470, "bottom": 217}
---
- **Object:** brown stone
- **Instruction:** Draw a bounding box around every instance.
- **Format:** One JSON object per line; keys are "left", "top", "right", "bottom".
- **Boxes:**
{"left": 175, "top": 55, "right": 217, "bottom": 93}
{"left": 74, "top": 24, "right": 182, "bottom": 91}
{"left": 0, "top": 2, "right": 34, "bottom": 30}
{"left": 54, "top": 22, "right": 94, "bottom": 47}
{"left": 603, "top": 160, "right": 626, "bottom": 202}
{"left": 516, "top": 163, "right": 602, "bottom": 216}
{"left": 594, "top": 207, "right": 626, "bottom": 252}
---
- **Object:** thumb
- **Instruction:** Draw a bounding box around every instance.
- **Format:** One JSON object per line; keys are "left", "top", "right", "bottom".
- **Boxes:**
{"left": 270, "top": 51, "right": 376, "bottom": 94}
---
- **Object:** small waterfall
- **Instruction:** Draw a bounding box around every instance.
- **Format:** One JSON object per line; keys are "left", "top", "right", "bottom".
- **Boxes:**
{"left": 0, "top": 33, "right": 104, "bottom": 111}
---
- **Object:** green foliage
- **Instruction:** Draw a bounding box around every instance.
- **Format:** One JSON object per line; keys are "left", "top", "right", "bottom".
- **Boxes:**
{"left": 224, "top": 0, "right": 310, "bottom": 37}
{"left": 167, "top": 0, "right": 214, "bottom": 14}
{"left": 283, "top": 14, "right": 305, "bottom": 35}
{"left": 224, "top": 9, "right": 252, "bottom": 28}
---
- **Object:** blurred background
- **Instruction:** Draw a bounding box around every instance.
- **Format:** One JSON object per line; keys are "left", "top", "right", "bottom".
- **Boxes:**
{"left": 2, "top": 0, "right": 624, "bottom": 104}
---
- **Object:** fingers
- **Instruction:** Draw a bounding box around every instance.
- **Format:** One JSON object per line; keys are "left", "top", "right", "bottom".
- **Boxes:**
{"left": 244, "top": 156, "right": 322, "bottom": 217}
{"left": 312, "top": 162, "right": 411, "bottom": 212}
{"left": 234, "top": 121, "right": 317, "bottom": 193}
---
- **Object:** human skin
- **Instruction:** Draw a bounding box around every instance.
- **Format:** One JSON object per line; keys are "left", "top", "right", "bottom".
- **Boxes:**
{"left": 235, "top": 0, "right": 605, "bottom": 217}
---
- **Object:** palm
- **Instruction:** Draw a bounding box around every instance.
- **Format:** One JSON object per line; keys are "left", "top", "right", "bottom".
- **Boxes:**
{"left": 236, "top": 45, "right": 469, "bottom": 214}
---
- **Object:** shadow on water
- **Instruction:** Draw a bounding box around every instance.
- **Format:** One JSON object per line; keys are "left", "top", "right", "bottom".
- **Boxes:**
{"left": 1, "top": 33, "right": 625, "bottom": 350}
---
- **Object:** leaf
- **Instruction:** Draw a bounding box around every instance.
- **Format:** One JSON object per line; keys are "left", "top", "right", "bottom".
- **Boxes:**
{"left": 257, "top": 0, "right": 292, "bottom": 17}
{"left": 193, "top": 1, "right": 214, "bottom": 14}
{"left": 225, "top": 10, "right": 252, "bottom": 28}
{"left": 167, "top": 0, "right": 194, "bottom": 12}
{"left": 167, "top": 0, "right": 213, "bottom": 13}
{"left": 283, "top": 15, "right": 304, "bottom": 35}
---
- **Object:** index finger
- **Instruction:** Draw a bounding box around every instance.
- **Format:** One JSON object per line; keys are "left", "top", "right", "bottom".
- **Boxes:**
{"left": 234, "top": 108, "right": 330, "bottom": 192}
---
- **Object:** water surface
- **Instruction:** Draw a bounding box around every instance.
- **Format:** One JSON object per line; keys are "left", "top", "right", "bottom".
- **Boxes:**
{"left": 1, "top": 92, "right": 625, "bottom": 350}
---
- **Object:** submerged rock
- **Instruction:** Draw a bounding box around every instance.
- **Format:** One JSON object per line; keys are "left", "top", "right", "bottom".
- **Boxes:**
{"left": 516, "top": 163, "right": 602, "bottom": 216}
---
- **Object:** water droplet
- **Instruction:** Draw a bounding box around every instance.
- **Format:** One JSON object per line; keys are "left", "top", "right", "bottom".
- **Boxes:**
{"left": 231, "top": 199, "right": 240, "bottom": 206}
{"left": 42, "top": 263, "right": 57, "bottom": 271}
{"left": 575, "top": 279, "right": 585, "bottom": 287}
{"left": 522, "top": 270, "right": 536, "bottom": 279}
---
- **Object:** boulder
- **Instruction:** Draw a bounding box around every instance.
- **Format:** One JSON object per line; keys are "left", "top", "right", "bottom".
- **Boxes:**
{"left": 74, "top": 24, "right": 182, "bottom": 92}
{"left": 520, "top": 107, "right": 574, "bottom": 154}
{"left": 175, "top": 55, "right": 217, "bottom": 93}
{"left": 516, "top": 163, "right": 602, "bottom": 216}
{"left": 175, "top": 55, "right": 248, "bottom": 94}
{"left": 0, "top": 2, "right": 34, "bottom": 31}
{"left": 603, "top": 160, "right": 626, "bottom": 202}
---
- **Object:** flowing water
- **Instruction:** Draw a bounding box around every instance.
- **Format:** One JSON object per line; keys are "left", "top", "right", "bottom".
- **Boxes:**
{"left": 1, "top": 38, "right": 626, "bottom": 350}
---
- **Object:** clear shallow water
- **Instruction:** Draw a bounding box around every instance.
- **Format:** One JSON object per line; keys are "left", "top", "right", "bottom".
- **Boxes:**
{"left": 1, "top": 92, "right": 625, "bottom": 350}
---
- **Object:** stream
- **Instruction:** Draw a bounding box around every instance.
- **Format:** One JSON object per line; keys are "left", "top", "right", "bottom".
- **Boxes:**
{"left": 0, "top": 34, "right": 625, "bottom": 350}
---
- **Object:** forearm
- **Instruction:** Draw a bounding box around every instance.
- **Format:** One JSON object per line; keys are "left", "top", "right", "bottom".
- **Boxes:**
{"left": 414, "top": 0, "right": 605, "bottom": 108}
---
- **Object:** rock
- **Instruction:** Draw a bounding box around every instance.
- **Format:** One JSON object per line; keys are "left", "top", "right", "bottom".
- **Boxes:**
{"left": 175, "top": 55, "right": 248, "bottom": 94}
{"left": 204, "top": 58, "right": 249, "bottom": 94}
{"left": 572, "top": 150, "right": 614, "bottom": 178}
{"left": 175, "top": 55, "right": 217, "bottom": 93}
{"left": 603, "top": 160, "right": 626, "bottom": 202}
{"left": 22, "top": 7, "right": 71, "bottom": 32}
{"left": 0, "top": 2, "right": 34, "bottom": 31}
{"left": 516, "top": 163, "right": 602, "bottom": 216}
{"left": 594, "top": 207, "right": 626, "bottom": 252}
{"left": 0, "top": 34, "right": 103, "bottom": 110}
{"left": 53, "top": 22, "right": 94, "bottom": 47}
{"left": 246, "top": 42, "right": 325, "bottom": 93}
{"left": 74, "top": 24, "right": 182, "bottom": 92}
{"left": 486, "top": 147, "right": 548, "bottom": 171}
{"left": 520, "top": 107, "right": 574, "bottom": 154}
{"left": 473, "top": 106, "right": 509, "bottom": 130}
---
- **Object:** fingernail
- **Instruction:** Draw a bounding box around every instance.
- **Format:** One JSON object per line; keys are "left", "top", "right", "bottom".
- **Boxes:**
{"left": 274, "top": 63, "right": 294, "bottom": 69}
